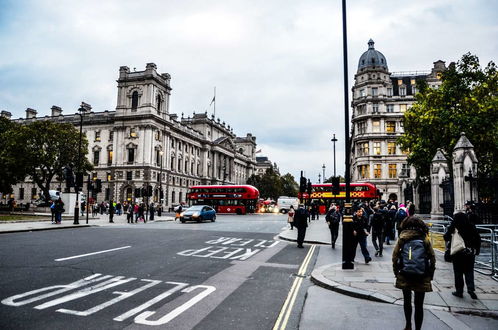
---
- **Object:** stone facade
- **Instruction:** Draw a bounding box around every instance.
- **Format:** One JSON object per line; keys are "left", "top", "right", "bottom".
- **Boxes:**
{"left": 7, "top": 63, "right": 258, "bottom": 209}
{"left": 350, "top": 40, "right": 446, "bottom": 203}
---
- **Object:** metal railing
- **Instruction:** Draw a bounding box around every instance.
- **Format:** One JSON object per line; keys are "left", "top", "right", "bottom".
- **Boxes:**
{"left": 474, "top": 225, "right": 498, "bottom": 280}
{"left": 422, "top": 213, "right": 498, "bottom": 281}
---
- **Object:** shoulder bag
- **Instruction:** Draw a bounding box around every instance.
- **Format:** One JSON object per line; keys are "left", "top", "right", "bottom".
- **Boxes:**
{"left": 450, "top": 228, "right": 466, "bottom": 256}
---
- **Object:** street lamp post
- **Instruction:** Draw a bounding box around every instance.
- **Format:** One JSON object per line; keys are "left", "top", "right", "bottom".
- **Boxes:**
{"left": 341, "top": 0, "right": 354, "bottom": 270}
{"left": 331, "top": 134, "right": 338, "bottom": 177}
{"left": 159, "top": 151, "right": 164, "bottom": 215}
{"left": 73, "top": 106, "right": 84, "bottom": 225}
{"left": 318, "top": 173, "right": 321, "bottom": 184}
{"left": 322, "top": 164, "right": 326, "bottom": 182}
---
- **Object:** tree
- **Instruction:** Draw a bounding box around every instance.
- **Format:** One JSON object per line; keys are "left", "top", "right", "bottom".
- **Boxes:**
{"left": 246, "top": 169, "right": 298, "bottom": 200}
{"left": 0, "top": 117, "right": 25, "bottom": 194}
{"left": 324, "top": 175, "right": 345, "bottom": 183}
{"left": 280, "top": 173, "right": 298, "bottom": 197}
{"left": 6, "top": 120, "right": 93, "bottom": 201}
{"left": 398, "top": 53, "right": 498, "bottom": 180}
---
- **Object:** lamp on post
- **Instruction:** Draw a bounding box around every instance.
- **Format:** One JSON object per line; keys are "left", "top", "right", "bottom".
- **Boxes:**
{"left": 464, "top": 168, "right": 476, "bottom": 203}
{"left": 322, "top": 164, "right": 326, "bottom": 182}
{"left": 341, "top": 0, "right": 354, "bottom": 270}
{"left": 159, "top": 150, "right": 164, "bottom": 215}
{"left": 331, "top": 134, "right": 338, "bottom": 177}
{"left": 318, "top": 173, "right": 321, "bottom": 184}
{"left": 73, "top": 103, "right": 90, "bottom": 224}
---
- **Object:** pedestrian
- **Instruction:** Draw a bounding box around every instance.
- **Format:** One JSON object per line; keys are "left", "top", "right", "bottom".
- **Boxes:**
{"left": 175, "top": 204, "right": 183, "bottom": 221}
{"left": 134, "top": 203, "right": 139, "bottom": 222}
{"left": 50, "top": 200, "right": 56, "bottom": 224}
{"left": 139, "top": 203, "right": 145, "bottom": 223}
{"left": 81, "top": 200, "right": 86, "bottom": 217}
{"left": 313, "top": 203, "right": 320, "bottom": 220}
{"left": 54, "top": 198, "right": 64, "bottom": 224}
{"left": 294, "top": 204, "right": 309, "bottom": 248}
{"left": 407, "top": 201, "right": 415, "bottom": 217}
{"left": 126, "top": 203, "right": 133, "bottom": 224}
{"left": 149, "top": 203, "right": 155, "bottom": 221}
{"left": 386, "top": 205, "right": 397, "bottom": 244}
{"left": 370, "top": 206, "right": 385, "bottom": 257}
{"left": 392, "top": 216, "right": 435, "bottom": 330}
{"left": 109, "top": 200, "right": 115, "bottom": 223}
{"left": 395, "top": 204, "right": 408, "bottom": 239}
{"left": 325, "top": 205, "right": 340, "bottom": 249}
{"left": 464, "top": 201, "right": 480, "bottom": 225}
{"left": 443, "top": 212, "right": 481, "bottom": 299}
{"left": 116, "top": 202, "right": 122, "bottom": 216}
{"left": 352, "top": 208, "right": 372, "bottom": 263}
{"left": 287, "top": 205, "right": 295, "bottom": 230}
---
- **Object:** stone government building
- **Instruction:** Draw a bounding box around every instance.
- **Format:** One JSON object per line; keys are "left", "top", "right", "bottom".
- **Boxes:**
{"left": 3, "top": 63, "right": 260, "bottom": 209}
{"left": 350, "top": 40, "right": 446, "bottom": 210}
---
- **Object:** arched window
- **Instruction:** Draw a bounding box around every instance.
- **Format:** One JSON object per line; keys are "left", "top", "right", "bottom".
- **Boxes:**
{"left": 156, "top": 94, "right": 162, "bottom": 113}
{"left": 126, "top": 188, "right": 132, "bottom": 201}
{"left": 131, "top": 91, "right": 139, "bottom": 110}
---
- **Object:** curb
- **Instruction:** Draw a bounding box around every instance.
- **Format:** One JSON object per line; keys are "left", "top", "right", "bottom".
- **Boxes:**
{"left": 0, "top": 224, "right": 92, "bottom": 234}
{"left": 311, "top": 264, "right": 498, "bottom": 318}
{"left": 310, "top": 265, "right": 396, "bottom": 304}
{"left": 278, "top": 234, "right": 330, "bottom": 245}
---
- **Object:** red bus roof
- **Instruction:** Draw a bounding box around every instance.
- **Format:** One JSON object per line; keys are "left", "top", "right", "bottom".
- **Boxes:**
{"left": 188, "top": 185, "right": 259, "bottom": 194}
{"left": 312, "top": 182, "right": 377, "bottom": 189}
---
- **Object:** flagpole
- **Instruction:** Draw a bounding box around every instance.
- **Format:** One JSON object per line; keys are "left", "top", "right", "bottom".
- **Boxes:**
{"left": 213, "top": 86, "right": 216, "bottom": 118}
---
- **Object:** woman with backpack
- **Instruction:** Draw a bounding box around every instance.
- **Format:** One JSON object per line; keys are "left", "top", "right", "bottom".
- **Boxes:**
{"left": 392, "top": 216, "right": 435, "bottom": 330}
{"left": 326, "top": 205, "right": 340, "bottom": 249}
{"left": 443, "top": 212, "right": 481, "bottom": 299}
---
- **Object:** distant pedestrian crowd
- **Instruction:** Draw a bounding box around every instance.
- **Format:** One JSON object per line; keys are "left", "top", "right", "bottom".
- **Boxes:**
{"left": 289, "top": 199, "right": 481, "bottom": 330}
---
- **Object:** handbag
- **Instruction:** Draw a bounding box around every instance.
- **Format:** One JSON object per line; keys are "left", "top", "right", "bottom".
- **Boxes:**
{"left": 450, "top": 228, "right": 466, "bottom": 255}
{"left": 444, "top": 241, "right": 452, "bottom": 262}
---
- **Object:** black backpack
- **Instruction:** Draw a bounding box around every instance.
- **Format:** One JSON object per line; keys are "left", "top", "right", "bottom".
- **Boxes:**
{"left": 399, "top": 239, "right": 429, "bottom": 278}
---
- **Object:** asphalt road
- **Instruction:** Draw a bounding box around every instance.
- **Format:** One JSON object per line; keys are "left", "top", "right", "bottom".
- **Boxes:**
{"left": 0, "top": 213, "right": 315, "bottom": 330}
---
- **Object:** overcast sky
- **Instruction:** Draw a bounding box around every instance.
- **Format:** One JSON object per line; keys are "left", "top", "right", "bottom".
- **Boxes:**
{"left": 0, "top": 0, "right": 496, "bottom": 182}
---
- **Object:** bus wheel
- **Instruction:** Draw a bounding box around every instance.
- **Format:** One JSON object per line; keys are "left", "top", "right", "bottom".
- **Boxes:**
{"left": 236, "top": 209, "right": 242, "bottom": 215}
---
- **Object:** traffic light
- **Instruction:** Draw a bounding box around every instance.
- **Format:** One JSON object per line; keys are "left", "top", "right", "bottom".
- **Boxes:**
{"left": 147, "top": 185, "right": 153, "bottom": 197}
{"left": 87, "top": 179, "right": 93, "bottom": 191}
{"left": 332, "top": 177, "right": 340, "bottom": 195}
{"left": 306, "top": 179, "right": 312, "bottom": 196}
{"left": 299, "top": 176, "right": 307, "bottom": 193}
{"left": 95, "top": 179, "right": 102, "bottom": 193}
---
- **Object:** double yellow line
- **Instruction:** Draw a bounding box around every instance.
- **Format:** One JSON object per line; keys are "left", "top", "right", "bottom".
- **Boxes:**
{"left": 273, "top": 244, "right": 316, "bottom": 330}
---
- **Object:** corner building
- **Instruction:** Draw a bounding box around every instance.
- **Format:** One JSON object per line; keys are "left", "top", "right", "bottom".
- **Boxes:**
{"left": 7, "top": 63, "right": 258, "bottom": 209}
{"left": 351, "top": 40, "right": 445, "bottom": 206}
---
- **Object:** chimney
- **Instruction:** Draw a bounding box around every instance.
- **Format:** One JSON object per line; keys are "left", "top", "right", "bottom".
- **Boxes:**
{"left": 26, "top": 108, "right": 37, "bottom": 119}
{"left": 1, "top": 110, "right": 12, "bottom": 119}
{"left": 51, "top": 105, "right": 62, "bottom": 117}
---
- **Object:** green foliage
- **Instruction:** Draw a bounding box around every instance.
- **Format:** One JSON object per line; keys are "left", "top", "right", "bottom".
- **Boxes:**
{"left": 323, "top": 175, "right": 345, "bottom": 183}
{"left": 0, "top": 117, "right": 24, "bottom": 193}
{"left": 398, "top": 53, "right": 498, "bottom": 179}
{"left": 246, "top": 169, "right": 298, "bottom": 200}
{"left": 4, "top": 120, "right": 93, "bottom": 200}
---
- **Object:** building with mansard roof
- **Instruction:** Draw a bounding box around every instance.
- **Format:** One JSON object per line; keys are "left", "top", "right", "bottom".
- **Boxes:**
{"left": 3, "top": 63, "right": 258, "bottom": 209}
{"left": 350, "top": 40, "right": 446, "bottom": 208}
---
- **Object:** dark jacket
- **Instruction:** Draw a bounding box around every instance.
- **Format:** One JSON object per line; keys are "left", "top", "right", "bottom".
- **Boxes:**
{"left": 443, "top": 217, "right": 481, "bottom": 256}
{"left": 370, "top": 211, "right": 384, "bottom": 232}
{"left": 294, "top": 207, "right": 309, "bottom": 229}
{"left": 352, "top": 214, "right": 369, "bottom": 238}
{"left": 392, "top": 229, "right": 436, "bottom": 292}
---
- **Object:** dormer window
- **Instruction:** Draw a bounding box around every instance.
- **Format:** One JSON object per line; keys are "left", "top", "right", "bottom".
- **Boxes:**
{"left": 399, "top": 87, "right": 406, "bottom": 96}
{"left": 131, "top": 91, "right": 139, "bottom": 110}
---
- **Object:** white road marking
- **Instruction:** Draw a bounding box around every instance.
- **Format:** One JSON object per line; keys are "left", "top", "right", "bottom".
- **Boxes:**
{"left": 54, "top": 246, "right": 131, "bottom": 262}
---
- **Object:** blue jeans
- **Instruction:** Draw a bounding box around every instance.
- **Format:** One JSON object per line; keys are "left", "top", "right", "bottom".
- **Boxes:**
{"left": 354, "top": 235, "right": 371, "bottom": 261}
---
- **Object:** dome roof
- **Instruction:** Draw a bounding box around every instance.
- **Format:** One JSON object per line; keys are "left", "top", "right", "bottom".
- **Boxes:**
{"left": 357, "top": 39, "right": 388, "bottom": 72}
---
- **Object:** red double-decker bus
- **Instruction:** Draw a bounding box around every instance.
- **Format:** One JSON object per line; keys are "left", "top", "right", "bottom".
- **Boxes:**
{"left": 186, "top": 185, "right": 259, "bottom": 215}
{"left": 298, "top": 182, "right": 379, "bottom": 214}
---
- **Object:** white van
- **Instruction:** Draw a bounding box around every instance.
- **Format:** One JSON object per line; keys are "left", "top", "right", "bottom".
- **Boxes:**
{"left": 277, "top": 196, "right": 299, "bottom": 214}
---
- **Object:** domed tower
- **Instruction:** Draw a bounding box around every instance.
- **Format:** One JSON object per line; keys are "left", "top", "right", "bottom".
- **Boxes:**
{"left": 350, "top": 40, "right": 402, "bottom": 201}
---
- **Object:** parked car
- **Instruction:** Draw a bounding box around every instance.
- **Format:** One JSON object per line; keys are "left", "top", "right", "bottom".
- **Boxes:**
{"left": 180, "top": 205, "right": 216, "bottom": 223}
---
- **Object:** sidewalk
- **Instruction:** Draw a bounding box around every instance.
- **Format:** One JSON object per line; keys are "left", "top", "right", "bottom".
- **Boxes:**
{"left": 0, "top": 213, "right": 175, "bottom": 234}
{"left": 279, "top": 219, "right": 498, "bottom": 317}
